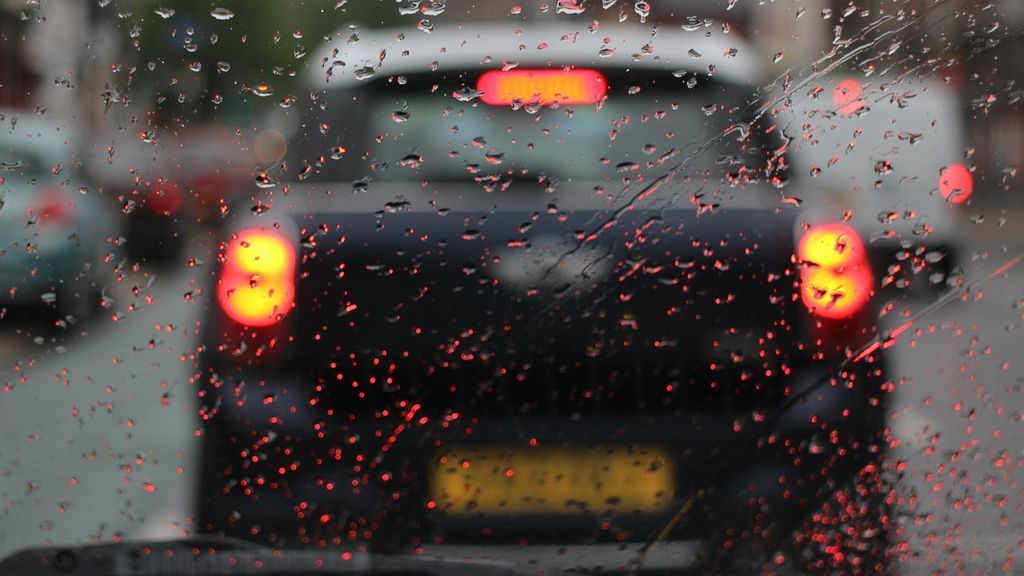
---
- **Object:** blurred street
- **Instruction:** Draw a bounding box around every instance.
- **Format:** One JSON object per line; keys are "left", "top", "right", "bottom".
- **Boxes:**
{"left": 0, "top": 220, "right": 1020, "bottom": 572}
{"left": 0, "top": 248, "right": 204, "bottom": 554}
{"left": 886, "top": 231, "right": 1024, "bottom": 573}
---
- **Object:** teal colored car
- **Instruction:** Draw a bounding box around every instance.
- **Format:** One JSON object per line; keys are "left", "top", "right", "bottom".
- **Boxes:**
{"left": 0, "top": 111, "right": 122, "bottom": 327}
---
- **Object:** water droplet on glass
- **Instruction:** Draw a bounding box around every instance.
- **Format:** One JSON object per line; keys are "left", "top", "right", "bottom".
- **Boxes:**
{"left": 210, "top": 7, "right": 235, "bottom": 20}
{"left": 633, "top": 1, "right": 650, "bottom": 22}
{"left": 422, "top": 0, "right": 447, "bottom": 16}
{"left": 557, "top": 0, "right": 587, "bottom": 15}
{"left": 681, "top": 16, "right": 703, "bottom": 31}
{"left": 255, "top": 172, "right": 277, "bottom": 189}
{"left": 452, "top": 87, "right": 484, "bottom": 102}
{"left": 400, "top": 154, "right": 424, "bottom": 168}
{"left": 353, "top": 66, "right": 376, "bottom": 80}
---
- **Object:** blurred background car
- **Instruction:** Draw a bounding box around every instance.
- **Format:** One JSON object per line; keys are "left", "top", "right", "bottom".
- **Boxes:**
{"left": 0, "top": 110, "right": 121, "bottom": 327}
{"left": 86, "top": 122, "right": 250, "bottom": 265}
{"left": 774, "top": 74, "right": 971, "bottom": 295}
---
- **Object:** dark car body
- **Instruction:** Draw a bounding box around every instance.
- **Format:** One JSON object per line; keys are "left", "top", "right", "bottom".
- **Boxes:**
{"left": 0, "top": 111, "right": 121, "bottom": 324}
{"left": 195, "top": 24, "right": 890, "bottom": 573}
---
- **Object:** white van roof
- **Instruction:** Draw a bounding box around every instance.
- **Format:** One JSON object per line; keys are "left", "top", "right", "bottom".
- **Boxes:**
{"left": 305, "top": 23, "right": 762, "bottom": 89}
{"left": 774, "top": 75, "right": 966, "bottom": 191}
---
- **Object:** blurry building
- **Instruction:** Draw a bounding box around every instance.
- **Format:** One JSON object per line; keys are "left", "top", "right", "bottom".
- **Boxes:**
{"left": 967, "top": 0, "right": 1023, "bottom": 208}
{"left": 0, "top": 1, "right": 39, "bottom": 109}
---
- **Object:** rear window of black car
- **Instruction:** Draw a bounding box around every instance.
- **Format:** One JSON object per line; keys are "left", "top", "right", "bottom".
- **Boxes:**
{"left": 292, "top": 72, "right": 779, "bottom": 189}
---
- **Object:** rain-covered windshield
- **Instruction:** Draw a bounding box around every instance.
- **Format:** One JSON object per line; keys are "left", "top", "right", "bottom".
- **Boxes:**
{"left": 0, "top": 2, "right": 1022, "bottom": 575}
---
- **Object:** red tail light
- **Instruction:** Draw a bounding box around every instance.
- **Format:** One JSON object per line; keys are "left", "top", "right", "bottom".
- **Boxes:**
{"left": 476, "top": 69, "right": 608, "bottom": 106}
{"left": 217, "top": 228, "right": 296, "bottom": 327}
{"left": 798, "top": 222, "right": 873, "bottom": 320}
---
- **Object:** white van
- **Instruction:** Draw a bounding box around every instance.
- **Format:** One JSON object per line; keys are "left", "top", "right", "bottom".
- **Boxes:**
{"left": 775, "top": 74, "right": 970, "bottom": 289}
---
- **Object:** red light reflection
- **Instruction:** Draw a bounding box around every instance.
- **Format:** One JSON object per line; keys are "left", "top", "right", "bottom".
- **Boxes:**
{"left": 938, "top": 163, "right": 973, "bottom": 204}
{"left": 832, "top": 79, "right": 866, "bottom": 116}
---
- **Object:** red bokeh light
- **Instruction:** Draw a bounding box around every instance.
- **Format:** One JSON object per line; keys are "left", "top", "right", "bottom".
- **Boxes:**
{"left": 938, "top": 162, "right": 973, "bottom": 204}
{"left": 798, "top": 222, "right": 873, "bottom": 320}
{"left": 832, "top": 79, "right": 866, "bottom": 116}
{"left": 217, "top": 229, "right": 296, "bottom": 327}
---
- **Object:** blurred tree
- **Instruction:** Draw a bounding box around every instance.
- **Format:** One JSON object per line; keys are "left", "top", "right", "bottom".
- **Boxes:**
{"left": 110, "top": 0, "right": 405, "bottom": 125}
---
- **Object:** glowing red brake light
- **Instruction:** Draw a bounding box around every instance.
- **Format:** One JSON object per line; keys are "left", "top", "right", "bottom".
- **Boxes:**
{"left": 798, "top": 223, "right": 873, "bottom": 320}
{"left": 476, "top": 69, "right": 608, "bottom": 106}
{"left": 217, "top": 229, "right": 296, "bottom": 327}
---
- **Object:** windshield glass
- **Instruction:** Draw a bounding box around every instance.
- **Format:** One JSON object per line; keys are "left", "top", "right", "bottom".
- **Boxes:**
{"left": 0, "top": 2, "right": 1021, "bottom": 576}
{"left": 298, "top": 74, "right": 762, "bottom": 189}
{"left": 364, "top": 86, "right": 738, "bottom": 183}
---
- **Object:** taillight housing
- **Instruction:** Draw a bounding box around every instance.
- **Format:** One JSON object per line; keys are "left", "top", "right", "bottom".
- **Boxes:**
{"left": 217, "top": 228, "right": 296, "bottom": 327}
{"left": 798, "top": 222, "right": 873, "bottom": 320}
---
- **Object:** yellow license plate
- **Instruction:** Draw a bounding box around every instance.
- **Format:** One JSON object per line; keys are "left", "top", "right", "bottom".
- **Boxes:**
{"left": 431, "top": 445, "right": 675, "bottom": 515}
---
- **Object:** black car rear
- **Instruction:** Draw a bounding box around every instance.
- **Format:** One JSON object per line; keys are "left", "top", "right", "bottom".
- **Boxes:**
{"left": 196, "top": 62, "right": 889, "bottom": 571}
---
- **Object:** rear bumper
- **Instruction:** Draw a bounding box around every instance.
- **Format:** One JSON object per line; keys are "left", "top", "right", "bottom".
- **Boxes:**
{"left": 195, "top": 357, "right": 888, "bottom": 568}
